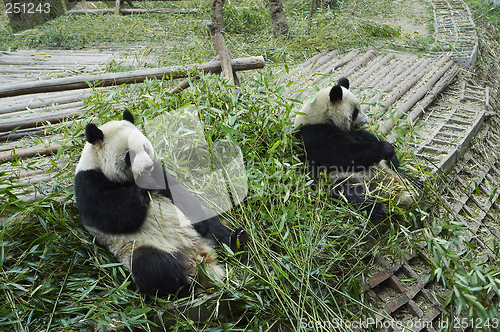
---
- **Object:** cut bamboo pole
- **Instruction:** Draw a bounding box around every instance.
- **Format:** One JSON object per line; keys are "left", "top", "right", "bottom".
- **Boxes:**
{"left": 369, "top": 56, "right": 417, "bottom": 90}
{"left": 0, "top": 128, "right": 46, "bottom": 142}
{"left": 379, "top": 57, "right": 454, "bottom": 134}
{"left": 313, "top": 49, "right": 360, "bottom": 82}
{"left": 0, "top": 140, "right": 26, "bottom": 152}
{"left": 311, "top": 50, "right": 340, "bottom": 71}
{"left": 0, "top": 56, "right": 265, "bottom": 98}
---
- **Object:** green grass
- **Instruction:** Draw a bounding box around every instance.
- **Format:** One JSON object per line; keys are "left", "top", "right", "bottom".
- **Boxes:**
{"left": 1, "top": 72, "right": 492, "bottom": 332}
{"left": 0, "top": 0, "right": 434, "bottom": 63}
{"left": 0, "top": 73, "right": 428, "bottom": 331}
{"left": 1, "top": 0, "right": 500, "bottom": 331}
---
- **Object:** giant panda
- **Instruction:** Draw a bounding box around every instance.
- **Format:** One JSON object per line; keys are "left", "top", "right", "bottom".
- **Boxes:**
{"left": 74, "top": 110, "right": 247, "bottom": 298}
{"left": 294, "top": 77, "right": 417, "bottom": 221}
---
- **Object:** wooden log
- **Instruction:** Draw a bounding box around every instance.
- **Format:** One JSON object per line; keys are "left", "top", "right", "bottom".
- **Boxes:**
{"left": 0, "top": 128, "right": 46, "bottom": 142}
{"left": 115, "top": 0, "right": 122, "bottom": 15}
{"left": 0, "top": 89, "right": 94, "bottom": 115}
{"left": 210, "top": 0, "right": 225, "bottom": 33}
{"left": 169, "top": 80, "right": 191, "bottom": 94}
{"left": 208, "top": 22, "right": 234, "bottom": 86}
{"left": 67, "top": 8, "right": 199, "bottom": 15}
{"left": 373, "top": 57, "right": 434, "bottom": 120}
{"left": 387, "top": 65, "right": 459, "bottom": 143}
{"left": 360, "top": 56, "right": 421, "bottom": 114}
{"left": 0, "top": 56, "right": 265, "bottom": 98}
{"left": 0, "top": 144, "right": 61, "bottom": 162}
{"left": 312, "top": 49, "right": 359, "bottom": 83}
{"left": 379, "top": 57, "right": 454, "bottom": 134}
{"left": 351, "top": 53, "right": 395, "bottom": 88}
{"left": 0, "top": 108, "right": 83, "bottom": 133}
{"left": 0, "top": 101, "right": 84, "bottom": 120}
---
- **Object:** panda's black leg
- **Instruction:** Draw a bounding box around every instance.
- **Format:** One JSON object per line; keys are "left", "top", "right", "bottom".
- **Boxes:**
{"left": 330, "top": 182, "right": 386, "bottom": 221}
{"left": 131, "top": 246, "right": 191, "bottom": 298}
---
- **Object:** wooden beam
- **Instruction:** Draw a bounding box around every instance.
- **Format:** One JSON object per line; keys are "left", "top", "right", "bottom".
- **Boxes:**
{"left": 208, "top": 22, "right": 235, "bottom": 87}
{"left": 0, "top": 56, "right": 265, "bottom": 98}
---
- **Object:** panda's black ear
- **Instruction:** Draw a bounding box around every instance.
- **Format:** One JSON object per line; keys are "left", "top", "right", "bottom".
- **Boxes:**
{"left": 338, "top": 77, "right": 350, "bottom": 90}
{"left": 85, "top": 124, "right": 104, "bottom": 145}
{"left": 123, "top": 110, "right": 135, "bottom": 124}
{"left": 329, "top": 85, "right": 343, "bottom": 103}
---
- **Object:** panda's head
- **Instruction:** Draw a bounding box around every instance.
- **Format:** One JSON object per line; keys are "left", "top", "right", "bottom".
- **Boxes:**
{"left": 75, "top": 110, "right": 156, "bottom": 184}
{"left": 294, "top": 78, "right": 367, "bottom": 132}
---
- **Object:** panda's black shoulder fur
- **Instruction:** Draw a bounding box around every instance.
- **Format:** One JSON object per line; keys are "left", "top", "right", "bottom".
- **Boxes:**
{"left": 75, "top": 169, "right": 149, "bottom": 234}
{"left": 296, "top": 123, "right": 396, "bottom": 173}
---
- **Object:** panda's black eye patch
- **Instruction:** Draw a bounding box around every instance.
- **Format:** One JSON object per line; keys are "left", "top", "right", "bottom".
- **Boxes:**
{"left": 125, "top": 151, "right": 131, "bottom": 166}
{"left": 352, "top": 108, "right": 359, "bottom": 120}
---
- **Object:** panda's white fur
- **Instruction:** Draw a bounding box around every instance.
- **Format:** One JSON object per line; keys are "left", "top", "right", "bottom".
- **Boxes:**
{"left": 294, "top": 78, "right": 418, "bottom": 220}
{"left": 294, "top": 84, "right": 367, "bottom": 132}
{"left": 84, "top": 195, "right": 223, "bottom": 282}
{"left": 76, "top": 120, "right": 155, "bottom": 183}
{"left": 75, "top": 111, "right": 246, "bottom": 297}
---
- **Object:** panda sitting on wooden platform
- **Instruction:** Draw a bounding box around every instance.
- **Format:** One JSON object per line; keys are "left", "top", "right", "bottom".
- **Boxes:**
{"left": 74, "top": 110, "right": 247, "bottom": 298}
{"left": 294, "top": 77, "right": 418, "bottom": 221}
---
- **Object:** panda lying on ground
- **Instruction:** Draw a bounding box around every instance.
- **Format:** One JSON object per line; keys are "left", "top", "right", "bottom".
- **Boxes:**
{"left": 74, "top": 110, "right": 247, "bottom": 297}
{"left": 294, "top": 77, "right": 418, "bottom": 221}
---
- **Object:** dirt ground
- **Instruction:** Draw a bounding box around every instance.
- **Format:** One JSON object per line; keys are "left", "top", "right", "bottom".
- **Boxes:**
{"left": 367, "top": 0, "right": 432, "bottom": 37}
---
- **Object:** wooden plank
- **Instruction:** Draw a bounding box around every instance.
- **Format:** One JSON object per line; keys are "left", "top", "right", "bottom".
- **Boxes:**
{"left": 0, "top": 56, "right": 265, "bottom": 98}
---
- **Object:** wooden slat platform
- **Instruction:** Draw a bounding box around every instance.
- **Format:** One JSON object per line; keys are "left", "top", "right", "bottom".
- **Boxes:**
{"left": 282, "top": 49, "right": 460, "bottom": 139}
{"left": 0, "top": 49, "right": 156, "bottom": 83}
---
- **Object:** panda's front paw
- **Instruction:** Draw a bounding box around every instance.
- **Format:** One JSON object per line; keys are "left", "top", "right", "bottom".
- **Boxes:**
{"left": 230, "top": 227, "right": 249, "bottom": 262}
{"left": 231, "top": 228, "right": 248, "bottom": 251}
{"left": 390, "top": 153, "right": 400, "bottom": 169}
{"left": 136, "top": 173, "right": 162, "bottom": 190}
{"left": 380, "top": 141, "right": 396, "bottom": 161}
{"left": 368, "top": 203, "right": 386, "bottom": 221}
